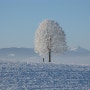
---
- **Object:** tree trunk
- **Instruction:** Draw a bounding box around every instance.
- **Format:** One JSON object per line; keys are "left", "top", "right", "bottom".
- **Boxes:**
{"left": 49, "top": 51, "right": 51, "bottom": 62}
{"left": 43, "top": 58, "right": 44, "bottom": 62}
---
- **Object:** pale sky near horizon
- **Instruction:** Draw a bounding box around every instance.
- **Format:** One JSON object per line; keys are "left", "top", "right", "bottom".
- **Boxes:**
{"left": 0, "top": 0, "right": 90, "bottom": 50}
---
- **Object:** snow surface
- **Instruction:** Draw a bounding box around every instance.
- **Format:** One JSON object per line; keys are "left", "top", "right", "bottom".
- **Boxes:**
{"left": 0, "top": 60, "right": 90, "bottom": 90}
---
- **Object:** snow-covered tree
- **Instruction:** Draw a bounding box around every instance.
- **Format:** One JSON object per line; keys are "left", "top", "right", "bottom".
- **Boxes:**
{"left": 35, "top": 19, "right": 67, "bottom": 62}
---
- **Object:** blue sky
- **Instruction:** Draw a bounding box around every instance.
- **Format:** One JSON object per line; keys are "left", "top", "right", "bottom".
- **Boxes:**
{"left": 0, "top": 0, "right": 90, "bottom": 50}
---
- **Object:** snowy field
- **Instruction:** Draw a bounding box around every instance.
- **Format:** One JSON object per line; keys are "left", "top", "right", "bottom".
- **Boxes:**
{"left": 0, "top": 60, "right": 90, "bottom": 90}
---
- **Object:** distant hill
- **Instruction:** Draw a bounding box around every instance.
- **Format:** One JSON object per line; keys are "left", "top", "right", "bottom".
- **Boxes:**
{"left": 0, "top": 47, "right": 36, "bottom": 56}
{"left": 0, "top": 47, "right": 90, "bottom": 58}
{"left": 65, "top": 46, "right": 90, "bottom": 56}
{"left": 0, "top": 48, "right": 38, "bottom": 60}
{"left": 0, "top": 47, "right": 90, "bottom": 64}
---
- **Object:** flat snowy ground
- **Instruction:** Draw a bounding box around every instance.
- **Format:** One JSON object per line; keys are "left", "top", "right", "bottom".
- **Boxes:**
{"left": 0, "top": 61, "right": 90, "bottom": 90}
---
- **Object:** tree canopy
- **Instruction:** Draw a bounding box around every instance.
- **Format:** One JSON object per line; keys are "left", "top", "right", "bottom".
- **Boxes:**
{"left": 35, "top": 19, "right": 67, "bottom": 62}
